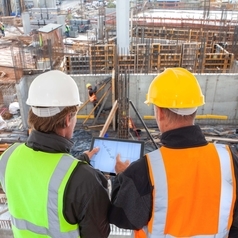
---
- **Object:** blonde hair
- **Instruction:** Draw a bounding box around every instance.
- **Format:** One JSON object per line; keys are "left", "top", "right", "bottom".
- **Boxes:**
{"left": 28, "top": 106, "right": 78, "bottom": 133}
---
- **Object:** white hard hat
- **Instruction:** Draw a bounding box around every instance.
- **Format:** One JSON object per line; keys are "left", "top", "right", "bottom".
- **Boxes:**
{"left": 26, "top": 70, "right": 82, "bottom": 117}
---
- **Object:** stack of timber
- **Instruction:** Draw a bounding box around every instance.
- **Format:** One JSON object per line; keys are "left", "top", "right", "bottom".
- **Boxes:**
{"left": 0, "top": 17, "right": 22, "bottom": 27}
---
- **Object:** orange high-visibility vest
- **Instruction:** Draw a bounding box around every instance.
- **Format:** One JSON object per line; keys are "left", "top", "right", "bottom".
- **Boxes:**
{"left": 89, "top": 93, "right": 97, "bottom": 102}
{"left": 134, "top": 143, "right": 236, "bottom": 238}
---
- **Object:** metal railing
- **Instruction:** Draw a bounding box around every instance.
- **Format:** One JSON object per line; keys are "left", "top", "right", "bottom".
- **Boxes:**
{"left": 110, "top": 224, "right": 132, "bottom": 236}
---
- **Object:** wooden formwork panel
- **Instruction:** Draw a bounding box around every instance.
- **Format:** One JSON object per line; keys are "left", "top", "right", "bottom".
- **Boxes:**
{"left": 136, "top": 53, "right": 151, "bottom": 73}
{"left": 130, "top": 45, "right": 137, "bottom": 54}
{"left": 144, "top": 28, "right": 155, "bottom": 38}
{"left": 151, "top": 43, "right": 160, "bottom": 52}
{"left": 105, "top": 44, "right": 115, "bottom": 56}
{"left": 189, "top": 29, "right": 203, "bottom": 42}
{"left": 182, "top": 43, "right": 200, "bottom": 52}
{"left": 64, "top": 55, "right": 90, "bottom": 74}
{"left": 181, "top": 43, "right": 200, "bottom": 70}
{"left": 63, "top": 39, "right": 235, "bottom": 74}
{"left": 195, "top": 52, "right": 234, "bottom": 73}
{"left": 171, "top": 29, "right": 190, "bottom": 41}
{"left": 89, "top": 45, "right": 105, "bottom": 52}
{"left": 213, "top": 31, "right": 232, "bottom": 43}
{"left": 135, "top": 43, "right": 151, "bottom": 72}
{"left": 136, "top": 44, "right": 150, "bottom": 54}
{"left": 150, "top": 43, "right": 160, "bottom": 71}
{"left": 158, "top": 54, "right": 181, "bottom": 69}
{"left": 154, "top": 29, "right": 167, "bottom": 39}
{"left": 160, "top": 44, "right": 182, "bottom": 54}
{"left": 105, "top": 55, "right": 114, "bottom": 70}
{"left": 118, "top": 55, "right": 135, "bottom": 72}
{"left": 90, "top": 45, "right": 107, "bottom": 73}
{"left": 204, "top": 53, "right": 233, "bottom": 60}
{"left": 118, "top": 55, "right": 135, "bottom": 63}
{"left": 133, "top": 26, "right": 237, "bottom": 48}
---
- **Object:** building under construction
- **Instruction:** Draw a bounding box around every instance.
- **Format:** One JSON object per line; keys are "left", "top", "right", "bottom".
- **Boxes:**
{"left": 1, "top": 0, "right": 238, "bottom": 237}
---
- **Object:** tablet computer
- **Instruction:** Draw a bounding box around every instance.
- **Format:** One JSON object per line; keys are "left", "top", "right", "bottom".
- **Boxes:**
{"left": 90, "top": 137, "right": 144, "bottom": 175}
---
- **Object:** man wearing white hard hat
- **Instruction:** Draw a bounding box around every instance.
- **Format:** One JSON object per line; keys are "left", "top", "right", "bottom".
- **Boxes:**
{"left": 0, "top": 70, "right": 110, "bottom": 238}
{"left": 109, "top": 68, "right": 238, "bottom": 237}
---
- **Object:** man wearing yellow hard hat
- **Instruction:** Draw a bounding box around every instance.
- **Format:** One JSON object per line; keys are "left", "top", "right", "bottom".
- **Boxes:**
{"left": 108, "top": 67, "right": 238, "bottom": 237}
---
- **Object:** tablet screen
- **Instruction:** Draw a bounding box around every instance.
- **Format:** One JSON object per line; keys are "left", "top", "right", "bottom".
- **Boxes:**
{"left": 90, "top": 137, "right": 144, "bottom": 175}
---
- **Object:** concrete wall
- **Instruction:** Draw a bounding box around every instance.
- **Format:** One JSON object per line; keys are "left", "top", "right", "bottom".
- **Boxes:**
{"left": 17, "top": 73, "right": 238, "bottom": 130}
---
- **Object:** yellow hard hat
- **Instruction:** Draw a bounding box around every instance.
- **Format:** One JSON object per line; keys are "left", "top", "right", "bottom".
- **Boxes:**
{"left": 145, "top": 68, "right": 205, "bottom": 108}
{"left": 86, "top": 83, "right": 92, "bottom": 88}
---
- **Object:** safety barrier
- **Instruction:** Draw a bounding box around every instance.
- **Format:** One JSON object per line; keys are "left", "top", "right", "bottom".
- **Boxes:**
{"left": 110, "top": 224, "right": 132, "bottom": 236}
{"left": 0, "top": 195, "right": 7, "bottom": 204}
{"left": 0, "top": 220, "right": 11, "bottom": 229}
{"left": 0, "top": 221, "right": 131, "bottom": 235}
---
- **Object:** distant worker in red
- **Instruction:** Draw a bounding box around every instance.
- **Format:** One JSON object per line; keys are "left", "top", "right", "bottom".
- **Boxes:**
{"left": 86, "top": 83, "right": 100, "bottom": 117}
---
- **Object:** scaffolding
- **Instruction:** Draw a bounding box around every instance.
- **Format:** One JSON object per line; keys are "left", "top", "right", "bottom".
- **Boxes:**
{"left": 0, "top": 2, "right": 238, "bottom": 78}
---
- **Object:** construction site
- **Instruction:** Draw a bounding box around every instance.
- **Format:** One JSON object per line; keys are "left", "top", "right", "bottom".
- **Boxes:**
{"left": 1, "top": 0, "right": 238, "bottom": 237}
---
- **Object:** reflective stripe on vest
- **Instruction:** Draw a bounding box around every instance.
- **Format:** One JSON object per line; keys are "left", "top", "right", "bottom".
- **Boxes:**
{"left": 0, "top": 143, "right": 20, "bottom": 191}
{"left": 134, "top": 143, "right": 236, "bottom": 238}
{"left": 0, "top": 143, "right": 80, "bottom": 238}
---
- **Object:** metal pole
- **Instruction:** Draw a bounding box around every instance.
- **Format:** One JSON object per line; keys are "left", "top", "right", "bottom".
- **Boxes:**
{"left": 47, "top": 39, "right": 53, "bottom": 70}
{"left": 129, "top": 100, "right": 158, "bottom": 149}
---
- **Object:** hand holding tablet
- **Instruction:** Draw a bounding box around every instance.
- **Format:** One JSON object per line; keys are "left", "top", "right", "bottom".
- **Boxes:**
{"left": 83, "top": 147, "right": 100, "bottom": 160}
{"left": 90, "top": 137, "right": 144, "bottom": 175}
{"left": 115, "top": 154, "right": 130, "bottom": 174}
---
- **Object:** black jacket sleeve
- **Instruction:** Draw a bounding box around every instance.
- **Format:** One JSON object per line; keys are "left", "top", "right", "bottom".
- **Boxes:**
{"left": 108, "top": 157, "right": 153, "bottom": 230}
{"left": 229, "top": 144, "right": 238, "bottom": 238}
{"left": 64, "top": 163, "right": 111, "bottom": 238}
{"left": 76, "top": 153, "right": 90, "bottom": 164}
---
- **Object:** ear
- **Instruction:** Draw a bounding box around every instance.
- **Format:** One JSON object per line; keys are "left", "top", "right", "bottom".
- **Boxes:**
{"left": 64, "top": 113, "right": 71, "bottom": 127}
{"left": 155, "top": 106, "right": 166, "bottom": 122}
{"left": 158, "top": 107, "right": 165, "bottom": 120}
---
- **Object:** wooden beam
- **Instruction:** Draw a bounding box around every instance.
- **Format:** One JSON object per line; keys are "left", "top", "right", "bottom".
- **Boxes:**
{"left": 111, "top": 69, "right": 116, "bottom": 130}
{"left": 99, "top": 100, "right": 118, "bottom": 137}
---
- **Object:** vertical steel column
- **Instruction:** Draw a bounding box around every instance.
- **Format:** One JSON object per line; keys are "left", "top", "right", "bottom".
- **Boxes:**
{"left": 117, "top": 72, "right": 129, "bottom": 139}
